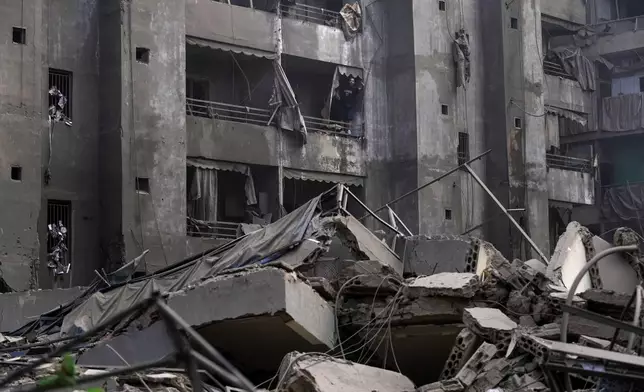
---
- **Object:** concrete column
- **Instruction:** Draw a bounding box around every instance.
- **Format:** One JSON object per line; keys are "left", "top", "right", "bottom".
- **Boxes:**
{"left": 0, "top": 0, "right": 47, "bottom": 290}
{"left": 521, "top": 0, "right": 550, "bottom": 257}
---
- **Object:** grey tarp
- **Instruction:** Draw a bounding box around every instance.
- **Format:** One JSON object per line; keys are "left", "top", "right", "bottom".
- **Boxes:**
{"left": 553, "top": 48, "right": 596, "bottom": 92}
{"left": 601, "top": 183, "right": 644, "bottom": 221}
{"left": 60, "top": 196, "right": 323, "bottom": 335}
{"left": 601, "top": 93, "right": 644, "bottom": 132}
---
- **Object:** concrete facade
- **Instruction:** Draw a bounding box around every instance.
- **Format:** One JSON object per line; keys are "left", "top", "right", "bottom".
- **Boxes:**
{"left": 1, "top": 0, "right": 606, "bottom": 290}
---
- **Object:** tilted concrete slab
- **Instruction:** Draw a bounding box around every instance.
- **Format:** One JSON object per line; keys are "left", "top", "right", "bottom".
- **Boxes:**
{"left": 280, "top": 351, "right": 415, "bottom": 392}
{"left": 167, "top": 267, "right": 336, "bottom": 379}
{"left": 463, "top": 308, "right": 517, "bottom": 344}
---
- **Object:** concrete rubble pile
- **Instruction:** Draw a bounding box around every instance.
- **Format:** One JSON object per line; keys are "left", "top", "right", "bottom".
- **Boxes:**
{"left": 0, "top": 188, "right": 643, "bottom": 392}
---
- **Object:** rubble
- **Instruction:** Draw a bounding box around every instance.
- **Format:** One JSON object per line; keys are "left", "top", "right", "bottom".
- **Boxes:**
{"left": 0, "top": 190, "right": 643, "bottom": 392}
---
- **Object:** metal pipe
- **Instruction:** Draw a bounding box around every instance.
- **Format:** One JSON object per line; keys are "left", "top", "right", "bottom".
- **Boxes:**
{"left": 155, "top": 300, "right": 256, "bottom": 392}
{"left": 361, "top": 149, "right": 491, "bottom": 220}
{"left": 561, "top": 244, "right": 639, "bottom": 344}
{"left": 463, "top": 163, "right": 549, "bottom": 264}
{"left": 343, "top": 187, "right": 405, "bottom": 237}
{"left": 628, "top": 285, "right": 644, "bottom": 350}
{"left": 559, "top": 244, "right": 639, "bottom": 392}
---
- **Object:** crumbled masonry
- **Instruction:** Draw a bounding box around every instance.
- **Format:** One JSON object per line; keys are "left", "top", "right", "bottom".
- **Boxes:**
{"left": 0, "top": 210, "right": 643, "bottom": 391}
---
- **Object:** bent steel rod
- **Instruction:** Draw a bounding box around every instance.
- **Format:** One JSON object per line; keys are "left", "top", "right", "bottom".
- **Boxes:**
{"left": 360, "top": 149, "right": 492, "bottom": 221}
{"left": 463, "top": 163, "right": 549, "bottom": 265}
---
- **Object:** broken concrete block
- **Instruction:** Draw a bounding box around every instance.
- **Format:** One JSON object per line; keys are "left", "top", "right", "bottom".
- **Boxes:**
{"left": 547, "top": 222, "right": 601, "bottom": 294}
{"left": 417, "top": 379, "right": 464, "bottom": 392}
{"left": 463, "top": 308, "right": 517, "bottom": 343}
{"left": 406, "top": 273, "right": 479, "bottom": 298}
{"left": 440, "top": 329, "right": 480, "bottom": 380}
{"left": 593, "top": 235, "right": 638, "bottom": 294}
{"left": 279, "top": 351, "right": 415, "bottom": 392}
{"left": 454, "top": 342, "right": 497, "bottom": 387}
{"left": 467, "top": 356, "right": 525, "bottom": 392}
{"left": 167, "top": 267, "right": 336, "bottom": 379}
{"left": 332, "top": 215, "right": 404, "bottom": 275}
{"left": 403, "top": 235, "right": 478, "bottom": 276}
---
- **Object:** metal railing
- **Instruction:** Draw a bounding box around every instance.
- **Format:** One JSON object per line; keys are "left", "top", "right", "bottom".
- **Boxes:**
{"left": 592, "top": 15, "right": 644, "bottom": 34}
{"left": 187, "top": 217, "right": 241, "bottom": 240}
{"left": 543, "top": 60, "right": 574, "bottom": 80}
{"left": 302, "top": 115, "right": 358, "bottom": 136}
{"left": 187, "top": 98, "right": 361, "bottom": 137}
{"left": 187, "top": 98, "right": 272, "bottom": 126}
{"left": 546, "top": 153, "right": 592, "bottom": 173}
{"left": 279, "top": 3, "right": 341, "bottom": 28}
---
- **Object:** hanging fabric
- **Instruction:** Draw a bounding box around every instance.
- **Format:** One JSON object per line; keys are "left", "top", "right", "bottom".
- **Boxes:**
{"left": 188, "top": 167, "right": 218, "bottom": 222}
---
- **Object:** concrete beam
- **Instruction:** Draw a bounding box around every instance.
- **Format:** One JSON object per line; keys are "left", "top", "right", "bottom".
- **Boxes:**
{"left": 167, "top": 267, "right": 336, "bottom": 376}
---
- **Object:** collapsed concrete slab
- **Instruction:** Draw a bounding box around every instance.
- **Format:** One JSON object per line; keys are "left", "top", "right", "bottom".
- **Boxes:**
{"left": 279, "top": 351, "right": 415, "bottom": 392}
{"left": 463, "top": 308, "right": 517, "bottom": 344}
{"left": 166, "top": 267, "right": 336, "bottom": 379}
{"left": 0, "top": 287, "right": 84, "bottom": 332}
{"left": 406, "top": 273, "right": 479, "bottom": 299}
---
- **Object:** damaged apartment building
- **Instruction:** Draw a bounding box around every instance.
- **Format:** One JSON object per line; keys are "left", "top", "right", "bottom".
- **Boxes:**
{"left": 4, "top": 1, "right": 644, "bottom": 391}
{"left": 1, "top": 0, "right": 644, "bottom": 293}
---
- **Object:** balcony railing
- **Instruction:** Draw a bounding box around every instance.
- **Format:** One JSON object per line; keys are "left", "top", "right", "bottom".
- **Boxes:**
{"left": 543, "top": 60, "right": 574, "bottom": 80}
{"left": 187, "top": 217, "right": 241, "bottom": 240}
{"left": 187, "top": 97, "right": 359, "bottom": 136}
{"left": 546, "top": 153, "right": 592, "bottom": 173}
{"left": 187, "top": 98, "right": 272, "bottom": 126}
{"left": 279, "top": 3, "right": 341, "bottom": 28}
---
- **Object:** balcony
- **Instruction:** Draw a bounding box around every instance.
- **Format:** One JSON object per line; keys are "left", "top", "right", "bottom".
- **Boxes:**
{"left": 185, "top": 0, "right": 362, "bottom": 67}
{"left": 186, "top": 100, "right": 366, "bottom": 176}
{"left": 186, "top": 98, "right": 358, "bottom": 136}
{"left": 547, "top": 154, "right": 595, "bottom": 205}
{"left": 585, "top": 16, "right": 644, "bottom": 56}
{"left": 278, "top": 2, "right": 342, "bottom": 28}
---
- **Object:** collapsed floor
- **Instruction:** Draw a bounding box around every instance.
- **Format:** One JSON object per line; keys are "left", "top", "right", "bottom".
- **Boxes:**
{"left": 0, "top": 190, "right": 644, "bottom": 391}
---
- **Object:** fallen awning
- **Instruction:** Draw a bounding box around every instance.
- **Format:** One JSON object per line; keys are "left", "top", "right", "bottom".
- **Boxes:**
{"left": 186, "top": 36, "right": 276, "bottom": 59}
{"left": 283, "top": 168, "right": 364, "bottom": 187}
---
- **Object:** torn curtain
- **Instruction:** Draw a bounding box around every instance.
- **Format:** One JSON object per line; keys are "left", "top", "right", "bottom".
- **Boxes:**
{"left": 187, "top": 158, "right": 258, "bottom": 206}
{"left": 271, "top": 61, "right": 308, "bottom": 143}
{"left": 188, "top": 167, "right": 218, "bottom": 221}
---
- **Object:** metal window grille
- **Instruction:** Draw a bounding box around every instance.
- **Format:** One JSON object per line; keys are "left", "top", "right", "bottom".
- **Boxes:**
{"left": 49, "top": 69, "right": 73, "bottom": 119}
{"left": 458, "top": 132, "right": 470, "bottom": 165}
{"left": 47, "top": 200, "right": 72, "bottom": 263}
